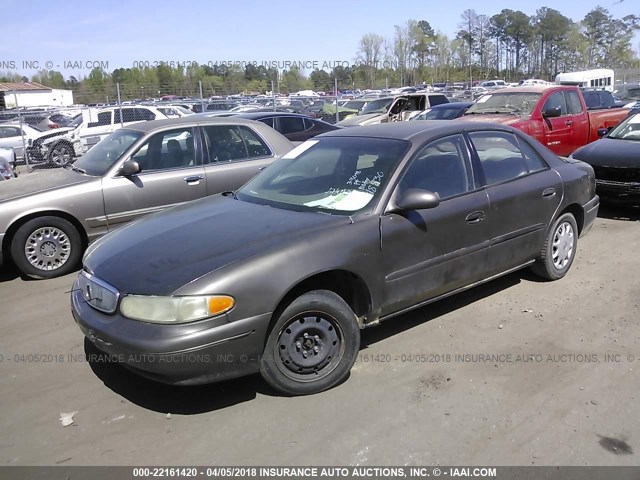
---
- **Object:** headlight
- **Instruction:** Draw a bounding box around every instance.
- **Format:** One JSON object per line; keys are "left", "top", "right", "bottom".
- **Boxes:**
{"left": 120, "top": 295, "right": 234, "bottom": 324}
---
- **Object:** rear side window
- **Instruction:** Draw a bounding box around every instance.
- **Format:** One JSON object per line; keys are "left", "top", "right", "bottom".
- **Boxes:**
{"left": 202, "top": 125, "right": 248, "bottom": 162}
{"left": 202, "top": 125, "right": 272, "bottom": 162}
{"left": 469, "top": 131, "right": 546, "bottom": 185}
{"left": 259, "top": 117, "right": 275, "bottom": 128}
{"left": 88, "top": 111, "right": 111, "bottom": 127}
{"left": 565, "top": 91, "right": 583, "bottom": 114}
{"left": 114, "top": 108, "right": 137, "bottom": 123}
{"left": 0, "top": 126, "right": 19, "bottom": 138}
{"left": 136, "top": 108, "right": 156, "bottom": 121}
{"left": 429, "top": 95, "right": 449, "bottom": 107}
{"left": 238, "top": 126, "right": 271, "bottom": 158}
{"left": 278, "top": 116, "right": 305, "bottom": 134}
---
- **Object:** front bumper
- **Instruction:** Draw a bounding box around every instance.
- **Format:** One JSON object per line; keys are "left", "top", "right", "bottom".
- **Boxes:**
{"left": 581, "top": 195, "right": 599, "bottom": 236}
{"left": 71, "top": 278, "right": 272, "bottom": 386}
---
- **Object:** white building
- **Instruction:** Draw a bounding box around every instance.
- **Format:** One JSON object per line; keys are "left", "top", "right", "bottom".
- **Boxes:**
{"left": 0, "top": 82, "right": 74, "bottom": 109}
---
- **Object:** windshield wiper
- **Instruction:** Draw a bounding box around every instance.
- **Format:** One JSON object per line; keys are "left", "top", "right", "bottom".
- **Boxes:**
{"left": 221, "top": 190, "right": 237, "bottom": 199}
{"left": 69, "top": 165, "right": 86, "bottom": 174}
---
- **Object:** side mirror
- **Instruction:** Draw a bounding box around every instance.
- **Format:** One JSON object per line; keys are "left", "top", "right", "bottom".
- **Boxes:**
{"left": 542, "top": 105, "right": 562, "bottom": 118}
{"left": 390, "top": 189, "right": 440, "bottom": 213}
{"left": 597, "top": 128, "right": 609, "bottom": 138}
{"left": 120, "top": 159, "right": 140, "bottom": 176}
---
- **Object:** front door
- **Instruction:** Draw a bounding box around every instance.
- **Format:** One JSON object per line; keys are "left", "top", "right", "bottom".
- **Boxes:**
{"left": 380, "top": 134, "right": 491, "bottom": 316}
{"left": 101, "top": 126, "right": 207, "bottom": 229}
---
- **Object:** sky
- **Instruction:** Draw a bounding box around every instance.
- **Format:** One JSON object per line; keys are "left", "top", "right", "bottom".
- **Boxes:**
{"left": 2, "top": 0, "right": 638, "bottom": 78}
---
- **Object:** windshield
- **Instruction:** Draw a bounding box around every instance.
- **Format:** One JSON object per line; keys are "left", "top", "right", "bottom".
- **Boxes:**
{"left": 68, "top": 114, "right": 83, "bottom": 127}
{"left": 360, "top": 98, "right": 392, "bottom": 115}
{"left": 236, "top": 137, "right": 410, "bottom": 214}
{"left": 607, "top": 113, "right": 640, "bottom": 141}
{"left": 73, "top": 129, "right": 144, "bottom": 176}
{"left": 466, "top": 92, "right": 541, "bottom": 116}
{"left": 341, "top": 100, "right": 366, "bottom": 111}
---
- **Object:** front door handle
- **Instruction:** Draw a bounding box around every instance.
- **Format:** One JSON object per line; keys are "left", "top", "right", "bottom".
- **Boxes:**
{"left": 542, "top": 188, "right": 556, "bottom": 198}
{"left": 565, "top": 120, "right": 573, "bottom": 127}
{"left": 184, "top": 175, "right": 204, "bottom": 184}
{"left": 465, "top": 211, "right": 485, "bottom": 224}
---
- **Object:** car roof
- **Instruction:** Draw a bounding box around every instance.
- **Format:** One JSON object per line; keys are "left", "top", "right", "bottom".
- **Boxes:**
{"left": 232, "top": 112, "right": 311, "bottom": 120}
{"left": 489, "top": 85, "right": 563, "bottom": 94}
{"left": 121, "top": 116, "right": 268, "bottom": 133}
{"left": 318, "top": 120, "right": 519, "bottom": 142}
{"left": 431, "top": 102, "right": 473, "bottom": 109}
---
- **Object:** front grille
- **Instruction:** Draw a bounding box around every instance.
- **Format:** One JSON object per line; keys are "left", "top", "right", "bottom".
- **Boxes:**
{"left": 592, "top": 166, "right": 640, "bottom": 184}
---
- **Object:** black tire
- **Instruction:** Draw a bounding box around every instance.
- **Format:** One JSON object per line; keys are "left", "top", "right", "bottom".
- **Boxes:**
{"left": 10, "top": 216, "right": 83, "bottom": 279}
{"left": 531, "top": 213, "right": 578, "bottom": 281}
{"left": 260, "top": 290, "right": 360, "bottom": 395}
{"left": 48, "top": 142, "right": 74, "bottom": 167}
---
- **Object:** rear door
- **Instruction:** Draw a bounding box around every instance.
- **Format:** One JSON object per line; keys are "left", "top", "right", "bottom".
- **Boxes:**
{"left": 468, "top": 130, "right": 562, "bottom": 275}
{"left": 101, "top": 126, "right": 206, "bottom": 228}
{"left": 201, "top": 124, "right": 275, "bottom": 194}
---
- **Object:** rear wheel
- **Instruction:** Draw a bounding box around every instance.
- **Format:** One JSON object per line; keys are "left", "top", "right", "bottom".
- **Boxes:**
{"left": 531, "top": 213, "right": 578, "bottom": 281}
{"left": 10, "top": 216, "right": 83, "bottom": 279}
{"left": 260, "top": 290, "right": 360, "bottom": 395}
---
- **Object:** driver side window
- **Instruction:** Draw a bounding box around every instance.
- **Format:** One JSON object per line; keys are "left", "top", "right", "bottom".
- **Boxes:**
{"left": 398, "top": 134, "right": 474, "bottom": 200}
{"left": 543, "top": 92, "right": 568, "bottom": 116}
{"left": 131, "top": 128, "right": 196, "bottom": 172}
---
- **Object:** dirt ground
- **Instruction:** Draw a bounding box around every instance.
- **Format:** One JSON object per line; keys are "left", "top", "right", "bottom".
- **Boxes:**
{"left": 1, "top": 205, "right": 639, "bottom": 466}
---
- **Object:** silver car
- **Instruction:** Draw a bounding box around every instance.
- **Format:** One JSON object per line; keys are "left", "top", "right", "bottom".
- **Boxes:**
{"left": 0, "top": 117, "right": 293, "bottom": 278}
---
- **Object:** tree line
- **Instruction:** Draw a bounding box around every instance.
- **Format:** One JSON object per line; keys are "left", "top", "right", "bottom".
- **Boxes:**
{"left": 1, "top": 6, "right": 638, "bottom": 103}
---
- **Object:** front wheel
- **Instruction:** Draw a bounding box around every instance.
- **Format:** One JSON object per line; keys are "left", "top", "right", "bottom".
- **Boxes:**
{"left": 48, "top": 143, "right": 74, "bottom": 167}
{"left": 260, "top": 290, "right": 360, "bottom": 395}
{"left": 531, "top": 213, "right": 578, "bottom": 281}
{"left": 10, "top": 216, "right": 83, "bottom": 279}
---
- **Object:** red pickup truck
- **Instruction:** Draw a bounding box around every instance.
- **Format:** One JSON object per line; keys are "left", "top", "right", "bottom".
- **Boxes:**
{"left": 458, "top": 85, "right": 629, "bottom": 156}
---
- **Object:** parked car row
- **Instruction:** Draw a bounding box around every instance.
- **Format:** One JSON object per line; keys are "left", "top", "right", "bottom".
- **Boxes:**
{"left": 2, "top": 85, "right": 636, "bottom": 397}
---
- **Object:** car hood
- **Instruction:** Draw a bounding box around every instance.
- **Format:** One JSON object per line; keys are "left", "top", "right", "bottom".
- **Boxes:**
{"left": 0, "top": 168, "right": 92, "bottom": 203}
{"left": 84, "top": 195, "right": 351, "bottom": 295}
{"left": 34, "top": 127, "right": 75, "bottom": 142}
{"left": 458, "top": 113, "right": 522, "bottom": 125}
{"left": 336, "top": 113, "right": 383, "bottom": 126}
{"left": 572, "top": 138, "right": 640, "bottom": 168}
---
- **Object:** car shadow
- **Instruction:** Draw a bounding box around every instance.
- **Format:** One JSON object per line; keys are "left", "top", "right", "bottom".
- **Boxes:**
{"left": 0, "top": 265, "right": 20, "bottom": 282}
{"left": 86, "top": 272, "right": 522, "bottom": 413}
{"left": 84, "top": 338, "right": 270, "bottom": 414}
{"left": 360, "top": 271, "right": 521, "bottom": 347}
{"left": 597, "top": 203, "right": 640, "bottom": 221}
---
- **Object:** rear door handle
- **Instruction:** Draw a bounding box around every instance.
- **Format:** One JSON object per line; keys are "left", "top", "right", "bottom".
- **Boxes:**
{"left": 465, "top": 211, "right": 485, "bottom": 224}
{"left": 565, "top": 120, "right": 573, "bottom": 127}
{"left": 542, "top": 188, "right": 556, "bottom": 198}
{"left": 184, "top": 175, "right": 204, "bottom": 184}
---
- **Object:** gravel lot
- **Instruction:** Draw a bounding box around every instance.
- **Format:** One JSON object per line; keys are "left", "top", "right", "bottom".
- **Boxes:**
{"left": 1, "top": 205, "right": 639, "bottom": 466}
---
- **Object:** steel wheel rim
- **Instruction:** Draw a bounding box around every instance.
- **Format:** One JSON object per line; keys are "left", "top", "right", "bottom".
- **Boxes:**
{"left": 24, "top": 227, "right": 71, "bottom": 271}
{"left": 552, "top": 221, "right": 574, "bottom": 270}
{"left": 51, "top": 146, "right": 72, "bottom": 166}
{"left": 274, "top": 311, "right": 345, "bottom": 382}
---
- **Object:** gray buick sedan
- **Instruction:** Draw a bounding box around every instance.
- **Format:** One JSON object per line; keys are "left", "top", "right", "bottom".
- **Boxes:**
{"left": 72, "top": 121, "right": 599, "bottom": 395}
{"left": 0, "top": 117, "right": 293, "bottom": 278}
